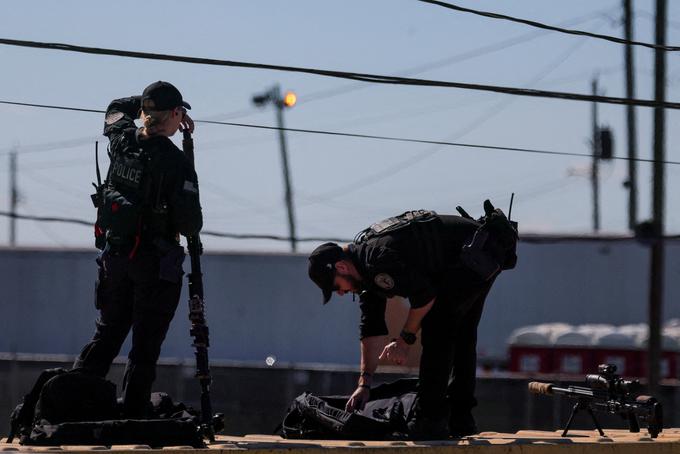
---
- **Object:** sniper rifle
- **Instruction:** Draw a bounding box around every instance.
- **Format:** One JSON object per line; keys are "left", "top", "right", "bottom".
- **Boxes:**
{"left": 528, "top": 364, "right": 663, "bottom": 438}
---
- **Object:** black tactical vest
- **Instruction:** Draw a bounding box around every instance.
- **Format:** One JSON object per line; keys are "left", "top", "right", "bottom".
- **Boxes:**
{"left": 94, "top": 144, "right": 152, "bottom": 249}
{"left": 354, "top": 210, "right": 445, "bottom": 275}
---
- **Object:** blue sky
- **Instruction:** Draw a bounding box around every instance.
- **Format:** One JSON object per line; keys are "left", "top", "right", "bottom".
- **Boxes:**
{"left": 1, "top": 0, "right": 680, "bottom": 252}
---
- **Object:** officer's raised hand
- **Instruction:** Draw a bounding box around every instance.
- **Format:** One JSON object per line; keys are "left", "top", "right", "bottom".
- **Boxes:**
{"left": 179, "top": 110, "right": 194, "bottom": 134}
{"left": 379, "top": 337, "right": 410, "bottom": 366}
{"left": 345, "top": 385, "right": 370, "bottom": 412}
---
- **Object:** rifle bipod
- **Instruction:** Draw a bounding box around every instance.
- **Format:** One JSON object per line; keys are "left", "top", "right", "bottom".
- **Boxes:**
{"left": 561, "top": 399, "right": 605, "bottom": 437}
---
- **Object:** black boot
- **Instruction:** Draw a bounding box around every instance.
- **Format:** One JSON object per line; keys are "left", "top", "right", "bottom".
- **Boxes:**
{"left": 407, "top": 401, "right": 450, "bottom": 440}
{"left": 407, "top": 415, "right": 450, "bottom": 440}
{"left": 449, "top": 411, "right": 478, "bottom": 438}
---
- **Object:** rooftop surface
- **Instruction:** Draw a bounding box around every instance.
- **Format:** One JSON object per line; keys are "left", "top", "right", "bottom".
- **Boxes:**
{"left": 2, "top": 429, "right": 680, "bottom": 453}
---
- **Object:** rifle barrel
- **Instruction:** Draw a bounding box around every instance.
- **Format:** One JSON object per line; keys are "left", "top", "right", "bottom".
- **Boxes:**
{"left": 528, "top": 382, "right": 596, "bottom": 399}
{"left": 550, "top": 385, "right": 598, "bottom": 399}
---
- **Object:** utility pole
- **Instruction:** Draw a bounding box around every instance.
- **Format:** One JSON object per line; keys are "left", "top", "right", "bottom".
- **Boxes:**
{"left": 648, "top": 0, "right": 667, "bottom": 397}
{"left": 623, "top": 0, "right": 638, "bottom": 231}
{"left": 274, "top": 93, "right": 297, "bottom": 253}
{"left": 252, "top": 85, "right": 298, "bottom": 252}
{"left": 591, "top": 78, "right": 600, "bottom": 233}
{"left": 9, "top": 149, "right": 18, "bottom": 246}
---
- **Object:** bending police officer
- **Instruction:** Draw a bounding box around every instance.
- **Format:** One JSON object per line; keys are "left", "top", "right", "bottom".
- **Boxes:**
{"left": 308, "top": 208, "right": 517, "bottom": 439}
{"left": 74, "top": 81, "right": 203, "bottom": 417}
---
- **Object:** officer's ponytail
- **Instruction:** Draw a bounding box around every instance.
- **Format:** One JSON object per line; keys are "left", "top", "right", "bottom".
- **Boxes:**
{"left": 140, "top": 99, "right": 172, "bottom": 135}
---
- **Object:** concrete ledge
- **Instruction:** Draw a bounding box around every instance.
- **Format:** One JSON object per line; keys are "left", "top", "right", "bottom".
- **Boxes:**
{"left": 2, "top": 429, "right": 680, "bottom": 453}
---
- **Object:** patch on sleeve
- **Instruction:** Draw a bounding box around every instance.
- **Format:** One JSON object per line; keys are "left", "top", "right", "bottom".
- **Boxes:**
{"left": 105, "top": 111, "right": 124, "bottom": 125}
{"left": 374, "top": 273, "right": 395, "bottom": 290}
{"left": 183, "top": 180, "right": 198, "bottom": 193}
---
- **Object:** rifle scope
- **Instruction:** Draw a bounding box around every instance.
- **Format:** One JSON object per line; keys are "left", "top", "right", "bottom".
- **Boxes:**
{"left": 585, "top": 364, "right": 641, "bottom": 396}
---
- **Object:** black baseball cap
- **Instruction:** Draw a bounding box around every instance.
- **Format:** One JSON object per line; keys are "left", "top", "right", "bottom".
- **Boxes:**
{"left": 142, "top": 81, "right": 191, "bottom": 111}
{"left": 308, "top": 242, "right": 344, "bottom": 304}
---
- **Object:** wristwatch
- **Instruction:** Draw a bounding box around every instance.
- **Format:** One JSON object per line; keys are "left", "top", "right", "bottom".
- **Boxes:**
{"left": 399, "top": 330, "right": 417, "bottom": 345}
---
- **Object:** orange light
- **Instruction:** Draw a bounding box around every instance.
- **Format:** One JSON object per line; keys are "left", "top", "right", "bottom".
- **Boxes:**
{"left": 283, "top": 91, "right": 297, "bottom": 107}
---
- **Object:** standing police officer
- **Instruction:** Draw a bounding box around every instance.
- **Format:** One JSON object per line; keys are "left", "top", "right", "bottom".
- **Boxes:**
{"left": 74, "top": 81, "right": 203, "bottom": 417}
{"left": 308, "top": 208, "right": 517, "bottom": 439}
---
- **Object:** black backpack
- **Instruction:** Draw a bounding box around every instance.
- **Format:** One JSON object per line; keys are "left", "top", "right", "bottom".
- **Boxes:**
{"left": 458, "top": 199, "right": 519, "bottom": 280}
{"left": 279, "top": 379, "right": 418, "bottom": 440}
{"left": 8, "top": 368, "right": 117, "bottom": 443}
{"left": 8, "top": 367, "right": 67, "bottom": 443}
{"left": 34, "top": 369, "right": 119, "bottom": 425}
{"left": 8, "top": 368, "right": 206, "bottom": 448}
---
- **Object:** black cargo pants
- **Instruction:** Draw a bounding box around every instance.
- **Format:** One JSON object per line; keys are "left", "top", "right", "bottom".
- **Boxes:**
{"left": 417, "top": 267, "right": 495, "bottom": 424}
{"left": 73, "top": 245, "right": 184, "bottom": 417}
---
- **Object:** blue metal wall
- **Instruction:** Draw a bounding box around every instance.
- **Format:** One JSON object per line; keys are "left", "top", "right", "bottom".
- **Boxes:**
{"left": 0, "top": 238, "right": 678, "bottom": 364}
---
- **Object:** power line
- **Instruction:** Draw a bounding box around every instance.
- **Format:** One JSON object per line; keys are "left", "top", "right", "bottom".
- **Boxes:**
{"left": 0, "top": 12, "right": 592, "bottom": 158}
{"left": 0, "top": 10, "right": 613, "bottom": 164}
{"left": 302, "top": 33, "right": 598, "bottom": 206}
{"left": 0, "top": 211, "right": 91, "bottom": 227}
{"left": 302, "top": 24, "right": 599, "bottom": 206}
{"left": 0, "top": 211, "right": 352, "bottom": 244}
{"left": 0, "top": 100, "right": 103, "bottom": 114}
{"left": 0, "top": 9, "right": 612, "bottom": 156}
{"left": 297, "top": 6, "right": 615, "bottom": 106}
{"left": 2, "top": 99, "right": 680, "bottom": 167}
{"left": 0, "top": 11, "right": 608, "bottom": 159}
{"left": 416, "top": 0, "right": 680, "bottom": 51}
{"left": 2, "top": 210, "right": 678, "bottom": 244}
{"left": 303, "top": 12, "right": 613, "bottom": 130}
{"left": 30, "top": 9, "right": 612, "bottom": 141}
{"left": 197, "top": 120, "right": 680, "bottom": 166}
{"left": 1, "top": 39, "right": 680, "bottom": 109}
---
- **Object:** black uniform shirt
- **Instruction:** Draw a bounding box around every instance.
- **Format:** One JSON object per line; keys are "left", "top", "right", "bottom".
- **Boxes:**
{"left": 103, "top": 97, "right": 203, "bottom": 242}
{"left": 348, "top": 215, "right": 480, "bottom": 339}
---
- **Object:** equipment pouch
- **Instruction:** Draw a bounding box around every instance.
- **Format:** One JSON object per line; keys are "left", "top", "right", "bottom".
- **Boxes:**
{"left": 94, "top": 221, "right": 107, "bottom": 251}
{"left": 459, "top": 230, "right": 500, "bottom": 281}
{"left": 96, "top": 187, "right": 141, "bottom": 245}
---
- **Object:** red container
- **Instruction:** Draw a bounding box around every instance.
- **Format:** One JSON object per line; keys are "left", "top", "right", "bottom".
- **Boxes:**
{"left": 639, "top": 350, "right": 679, "bottom": 379}
{"left": 509, "top": 345, "right": 553, "bottom": 373}
{"left": 552, "top": 347, "right": 595, "bottom": 375}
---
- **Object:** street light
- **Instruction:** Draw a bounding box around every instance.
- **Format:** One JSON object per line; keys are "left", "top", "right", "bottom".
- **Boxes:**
{"left": 283, "top": 91, "right": 297, "bottom": 108}
{"left": 252, "top": 84, "right": 298, "bottom": 252}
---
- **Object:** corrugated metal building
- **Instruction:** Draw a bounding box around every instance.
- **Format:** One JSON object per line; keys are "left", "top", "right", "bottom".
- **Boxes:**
{"left": 1, "top": 236, "right": 679, "bottom": 365}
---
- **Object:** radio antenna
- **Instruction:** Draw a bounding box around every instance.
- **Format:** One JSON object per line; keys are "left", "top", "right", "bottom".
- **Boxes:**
{"left": 508, "top": 193, "right": 515, "bottom": 220}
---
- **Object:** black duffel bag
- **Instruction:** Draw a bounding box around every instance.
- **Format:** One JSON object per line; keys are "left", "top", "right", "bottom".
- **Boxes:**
{"left": 28, "top": 418, "right": 203, "bottom": 447}
{"left": 280, "top": 378, "right": 418, "bottom": 440}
